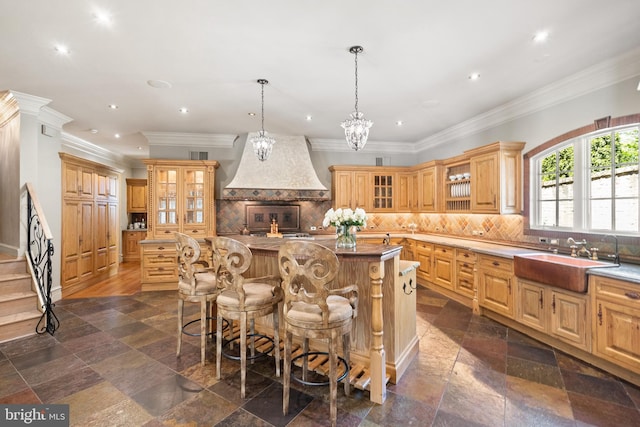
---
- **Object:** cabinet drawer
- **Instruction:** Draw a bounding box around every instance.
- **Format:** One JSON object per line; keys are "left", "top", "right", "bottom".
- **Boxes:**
{"left": 434, "top": 244, "right": 454, "bottom": 258}
{"left": 592, "top": 276, "right": 640, "bottom": 306}
{"left": 456, "top": 248, "right": 476, "bottom": 263}
{"left": 142, "top": 253, "right": 176, "bottom": 267}
{"left": 415, "top": 241, "right": 433, "bottom": 251}
{"left": 142, "top": 243, "right": 174, "bottom": 253}
{"left": 142, "top": 266, "right": 178, "bottom": 282}
{"left": 478, "top": 254, "right": 512, "bottom": 272}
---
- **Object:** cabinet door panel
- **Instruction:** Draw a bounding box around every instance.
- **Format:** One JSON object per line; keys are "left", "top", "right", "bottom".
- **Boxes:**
{"left": 595, "top": 300, "right": 640, "bottom": 371}
{"left": 550, "top": 291, "right": 588, "bottom": 349}
{"left": 479, "top": 262, "right": 514, "bottom": 318}
{"left": 518, "top": 281, "right": 546, "bottom": 332}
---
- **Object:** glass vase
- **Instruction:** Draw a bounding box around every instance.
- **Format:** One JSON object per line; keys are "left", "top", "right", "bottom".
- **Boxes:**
{"left": 335, "top": 225, "right": 357, "bottom": 249}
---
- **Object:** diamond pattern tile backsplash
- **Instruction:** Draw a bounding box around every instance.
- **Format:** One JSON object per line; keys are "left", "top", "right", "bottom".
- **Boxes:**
{"left": 216, "top": 201, "right": 639, "bottom": 262}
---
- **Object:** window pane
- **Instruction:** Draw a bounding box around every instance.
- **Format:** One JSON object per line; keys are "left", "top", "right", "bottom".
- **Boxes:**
{"left": 590, "top": 199, "right": 611, "bottom": 229}
{"left": 590, "top": 168, "right": 611, "bottom": 198}
{"left": 615, "top": 199, "right": 638, "bottom": 232}
{"left": 540, "top": 153, "right": 557, "bottom": 182}
{"left": 591, "top": 134, "right": 612, "bottom": 168}
{"left": 558, "top": 201, "right": 573, "bottom": 227}
{"left": 615, "top": 164, "right": 638, "bottom": 197}
{"left": 540, "top": 201, "right": 556, "bottom": 226}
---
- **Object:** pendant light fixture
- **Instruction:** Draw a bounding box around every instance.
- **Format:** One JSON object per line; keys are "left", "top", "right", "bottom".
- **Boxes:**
{"left": 250, "top": 79, "right": 275, "bottom": 161}
{"left": 341, "top": 46, "right": 373, "bottom": 151}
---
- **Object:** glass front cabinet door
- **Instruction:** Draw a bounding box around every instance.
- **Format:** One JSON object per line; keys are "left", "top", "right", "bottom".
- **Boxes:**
{"left": 144, "top": 160, "right": 219, "bottom": 240}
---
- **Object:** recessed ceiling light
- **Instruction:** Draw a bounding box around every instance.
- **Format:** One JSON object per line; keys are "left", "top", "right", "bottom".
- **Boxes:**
{"left": 93, "top": 11, "right": 112, "bottom": 26}
{"left": 637, "top": 80, "right": 640, "bottom": 91}
{"left": 90, "top": 129, "right": 98, "bottom": 134}
{"left": 306, "top": 115, "right": 312, "bottom": 121}
{"left": 147, "top": 79, "right": 172, "bottom": 89}
{"left": 54, "top": 45, "right": 70, "bottom": 55}
{"left": 137, "top": 146, "right": 143, "bottom": 150}
{"left": 396, "top": 121, "right": 403, "bottom": 126}
{"left": 533, "top": 30, "right": 550, "bottom": 43}
{"left": 179, "top": 107, "right": 189, "bottom": 114}
{"left": 114, "top": 133, "right": 120, "bottom": 138}
{"left": 108, "top": 104, "right": 118, "bottom": 109}
{"left": 248, "top": 112, "right": 256, "bottom": 117}
{"left": 468, "top": 73, "right": 481, "bottom": 81}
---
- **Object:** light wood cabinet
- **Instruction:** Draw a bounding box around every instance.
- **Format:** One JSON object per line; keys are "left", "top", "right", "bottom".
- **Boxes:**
{"left": 329, "top": 168, "right": 371, "bottom": 210}
{"left": 62, "top": 162, "right": 94, "bottom": 199}
{"left": 62, "top": 199, "right": 95, "bottom": 286}
{"left": 417, "top": 161, "right": 442, "bottom": 212}
{"left": 432, "top": 244, "right": 454, "bottom": 290}
{"left": 414, "top": 240, "right": 433, "bottom": 283}
{"left": 397, "top": 172, "right": 418, "bottom": 212}
{"left": 517, "top": 279, "right": 590, "bottom": 351}
{"left": 141, "top": 159, "right": 218, "bottom": 289}
{"left": 455, "top": 248, "right": 476, "bottom": 299}
{"left": 60, "top": 153, "right": 120, "bottom": 297}
{"left": 126, "top": 178, "right": 147, "bottom": 213}
{"left": 477, "top": 254, "right": 515, "bottom": 318}
{"left": 592, "top": 275, "right": 640, "bottom": 373}
{"left": 371, "top": 172, "right": 395, "bottom": 212}
{"left": 143, "top": 159, "right": 219, "bottom": 240}
{"left": 122, "top": 230, "right": 144, "bottom": 262}
{"left": 469, "top": 141, "right": 524, "bottom": 214}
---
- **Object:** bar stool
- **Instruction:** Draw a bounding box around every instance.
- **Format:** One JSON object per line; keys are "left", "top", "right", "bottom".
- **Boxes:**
{"left": 211, "top": 236, "right": 283, "bottom": 399}
{"left": 175, "top": 232, "right": 222, "bottom": 366}
{"left": 278, "top": 241, "right": 358, "bottom": 427}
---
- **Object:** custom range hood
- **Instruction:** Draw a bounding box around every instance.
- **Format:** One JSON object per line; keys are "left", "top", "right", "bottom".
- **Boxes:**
{"left": 223, "top": 133, "right": 329, "bottom": 201}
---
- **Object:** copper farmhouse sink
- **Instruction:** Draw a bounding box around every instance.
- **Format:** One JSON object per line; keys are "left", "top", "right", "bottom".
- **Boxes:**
{"left": 514, "top": 253, "right": 617, "bottom": 293}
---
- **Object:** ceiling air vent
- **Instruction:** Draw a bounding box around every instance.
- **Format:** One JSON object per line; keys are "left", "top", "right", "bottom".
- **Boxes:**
{"left": 189, "top": 151, "right": 208, "bottom": 160}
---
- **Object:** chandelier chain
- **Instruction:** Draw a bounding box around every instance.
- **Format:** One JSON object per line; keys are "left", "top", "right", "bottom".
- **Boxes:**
{"left": 260, "top": 80, "right": 265, "bottom": 133}
{"left": 354, "top": 48, "right": 359, "bottom": 113}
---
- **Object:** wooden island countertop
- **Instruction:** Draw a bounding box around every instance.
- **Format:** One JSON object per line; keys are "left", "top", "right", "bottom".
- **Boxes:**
{"left": 207, "top": 235, "right": 418, "bottom": 404}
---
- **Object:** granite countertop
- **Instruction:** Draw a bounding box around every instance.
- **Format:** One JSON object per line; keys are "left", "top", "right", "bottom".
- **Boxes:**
{"left": 357, "top": 232, "right": 640, "bottom": 284}
{"left": 141, "top": 232, "right": 640, "bottom": 284}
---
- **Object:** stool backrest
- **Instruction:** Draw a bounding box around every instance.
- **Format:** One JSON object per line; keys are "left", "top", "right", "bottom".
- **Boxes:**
{"left": 175, "top": 232, "right": 203, "bottom": 291}
{"left": 278, "top": 241, "right": 340, "bottom": 326}
{"left": 209, "top": 236, "right": 253, "bottom": 304}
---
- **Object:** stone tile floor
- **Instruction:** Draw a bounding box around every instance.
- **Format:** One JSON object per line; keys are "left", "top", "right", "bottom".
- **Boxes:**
{"left": 1, "top": 286, "right": 640, "bottom": 426}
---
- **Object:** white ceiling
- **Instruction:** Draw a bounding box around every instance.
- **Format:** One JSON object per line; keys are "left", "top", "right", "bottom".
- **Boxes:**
{"left": 2, "top": 0, "right": 640, "bottom": 161}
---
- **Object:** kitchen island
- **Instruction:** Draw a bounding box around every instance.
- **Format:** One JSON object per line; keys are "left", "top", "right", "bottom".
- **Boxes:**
{"left": 208, "top": 235, "right": 418, "bottom": 404}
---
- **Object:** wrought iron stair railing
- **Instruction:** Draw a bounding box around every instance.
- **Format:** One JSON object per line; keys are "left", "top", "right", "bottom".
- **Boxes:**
{"left": 26, "top": 182, "right": 59, "bottom": 335}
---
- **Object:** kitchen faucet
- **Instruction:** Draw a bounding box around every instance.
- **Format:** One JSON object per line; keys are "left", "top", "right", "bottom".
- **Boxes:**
{"left": 382, "top": 233, "right": 391, "bottom": 245}
{"left": 601, "top": 234, "right": 620, "bottom": 264}
{"left": 567, "top": 237, "right": 591, "bottom": 258}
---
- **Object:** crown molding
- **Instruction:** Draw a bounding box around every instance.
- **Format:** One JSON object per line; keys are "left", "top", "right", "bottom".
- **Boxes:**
{"left": 309, "top": 138, "right": 417, "bottom": 154}
{"left": 40, "top": 106, "right": 73, "bottom": 129}
{"left": 142, "top": 131, "right": 237, "bottom": 147}
{"left": 10, "top": 91, "right": 52, "bottom": 115}
{"left": 415, "top": 47, "right": 640, "bottom": 152}
{"left": 61, "top": 131, "right": 131, "bottom": 168}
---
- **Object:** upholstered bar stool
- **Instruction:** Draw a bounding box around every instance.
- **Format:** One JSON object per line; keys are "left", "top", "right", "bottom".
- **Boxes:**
{"left": 278, "top": 240, "right": 358, "bottom": 427}
{"left": 211, "top": 236, "right": 283, "bottom": 399}
{"left": 175, "top": 232, "right": 222, "bottom": 366}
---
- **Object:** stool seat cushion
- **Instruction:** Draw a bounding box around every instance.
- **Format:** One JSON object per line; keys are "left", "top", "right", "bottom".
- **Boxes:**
{"left": 217, "top": 282, "right": 278, "bottom": 308}
{"left": 285, "top": 295, "right": 353, "bottom": 327}
{"left": 178, "top": 272, "right": 218, "bottom": 295}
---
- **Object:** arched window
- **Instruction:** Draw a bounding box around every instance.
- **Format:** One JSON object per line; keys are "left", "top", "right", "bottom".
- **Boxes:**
{"left": 526, "top": 114, "right": 639, "bottom": 235}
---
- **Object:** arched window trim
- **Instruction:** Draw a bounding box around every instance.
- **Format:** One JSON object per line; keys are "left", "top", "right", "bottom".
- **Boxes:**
{"left": 523, "top": 113, "right": 640, "bottom": 242}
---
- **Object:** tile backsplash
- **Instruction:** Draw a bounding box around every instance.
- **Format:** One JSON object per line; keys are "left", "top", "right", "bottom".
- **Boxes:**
{"left": 216, "top": 200, "right": 638, "bottom": 262}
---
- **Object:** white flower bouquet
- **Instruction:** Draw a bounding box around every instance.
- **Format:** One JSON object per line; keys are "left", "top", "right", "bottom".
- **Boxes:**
{"left": 322, "top": 207, "right": 367, "bottom": 229}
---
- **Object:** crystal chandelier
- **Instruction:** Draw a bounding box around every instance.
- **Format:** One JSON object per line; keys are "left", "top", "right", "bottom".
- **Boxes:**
{"left": 341, "top": 46, "right": 373, "bottom": 151}
{"left": 250, "top": 79, "right": 275, "bottom": 161}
